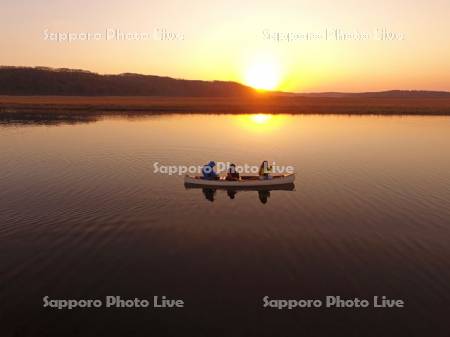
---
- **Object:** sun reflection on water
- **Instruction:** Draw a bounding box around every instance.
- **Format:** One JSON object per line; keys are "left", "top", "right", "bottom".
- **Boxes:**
{"left": 251, "top": 114, "right": 272, "bottom": 124}
{"left": 234, "top": 114, "right": 286, "bottom": 133}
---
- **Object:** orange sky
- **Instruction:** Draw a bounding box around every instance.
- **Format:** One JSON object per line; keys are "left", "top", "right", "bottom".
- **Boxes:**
{"left": 1, "top": 0, "right": 449, "bottom": 92}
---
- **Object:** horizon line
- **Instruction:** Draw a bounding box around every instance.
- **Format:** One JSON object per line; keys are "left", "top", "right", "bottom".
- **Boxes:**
{"left": 1, "top": 65, "right": 449, "bottom": 94}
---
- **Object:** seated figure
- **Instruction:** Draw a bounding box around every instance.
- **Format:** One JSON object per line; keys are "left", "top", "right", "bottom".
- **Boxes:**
{"left": 226, "top": 163, "right": 240, "bottom": 181}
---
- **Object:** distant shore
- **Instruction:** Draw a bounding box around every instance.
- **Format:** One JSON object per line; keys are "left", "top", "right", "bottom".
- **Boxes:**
{"left": 1, "top": 95, "right": 450, "bottom": 116}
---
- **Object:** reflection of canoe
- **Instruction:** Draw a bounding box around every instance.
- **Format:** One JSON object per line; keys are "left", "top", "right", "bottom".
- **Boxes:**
{"left": 184, "top": 182, "right": 295, "bottom": 192}
{"left": 184, "top": 173, "right": 295, "bottom": 187}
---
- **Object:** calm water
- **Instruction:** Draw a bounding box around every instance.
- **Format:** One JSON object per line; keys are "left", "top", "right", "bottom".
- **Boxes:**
{"left": 1, "top": 114, "right": 450, "bottom": 337}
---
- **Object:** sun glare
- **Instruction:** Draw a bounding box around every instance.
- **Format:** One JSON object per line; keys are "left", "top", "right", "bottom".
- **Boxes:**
{"left": 251, "top": 114, "right": 272, "bottom": 124}
{"left": 244, "top": 59, "right": 281, "bottom": 91}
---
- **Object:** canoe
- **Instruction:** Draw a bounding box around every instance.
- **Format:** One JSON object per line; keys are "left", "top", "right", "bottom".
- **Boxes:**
{"left": 184, "top": 173, "right": 295, "bottom": 187}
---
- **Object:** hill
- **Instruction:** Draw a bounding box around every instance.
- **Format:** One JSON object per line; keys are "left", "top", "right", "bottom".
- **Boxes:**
{"left": 1, "top": 66, "right": 449, "bottom": 98}
{"left": 296, "top": 90, "right": 450, "bottom": 98}
{"left": 0, "top": 66, "right": 256, "bottom": 97}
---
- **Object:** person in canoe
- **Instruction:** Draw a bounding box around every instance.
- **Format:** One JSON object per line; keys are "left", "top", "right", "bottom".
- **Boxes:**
{"left": 226, "top": 163, "right": 240, "bottom": 181}
{"left": 202, "top": 161, "right": 219, "bottom": 180}
{"left": 259, "top": 160, "right": 273, "bottom": 179}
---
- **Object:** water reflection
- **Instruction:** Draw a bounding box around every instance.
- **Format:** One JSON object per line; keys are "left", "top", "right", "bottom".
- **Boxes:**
{"left": 258, "top": 190, "right": 270, "bottom": 204}
{"left": 234, "top": 113, "right": 287, "bottom": 133}
{"left": 185, "top": 184, "right": 295, "bottom": 204}
{"left": 1, "top": 114, "right": 450, "bottom": 336}
{"left": 0, "top": 113, "right": 99, "bottom": 126}
{"left": 202, "top": 188, "right": 216, "bottom": 202}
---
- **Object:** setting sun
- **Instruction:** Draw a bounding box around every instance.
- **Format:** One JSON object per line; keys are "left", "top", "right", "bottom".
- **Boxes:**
{"left": 244, "top": 59, "right": 281, "bottom": 91}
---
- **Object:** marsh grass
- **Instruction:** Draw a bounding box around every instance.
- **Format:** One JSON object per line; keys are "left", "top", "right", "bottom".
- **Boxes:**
{"left": 1, "top": 95, "right": 450, "bottom": 116}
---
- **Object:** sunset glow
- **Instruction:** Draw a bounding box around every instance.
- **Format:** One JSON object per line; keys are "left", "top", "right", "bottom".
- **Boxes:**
{"left": 0, "top": 1, "right": 449, "bottom": 92}
{"left": 1, "top": 1, "right": 450, "bottom": 335}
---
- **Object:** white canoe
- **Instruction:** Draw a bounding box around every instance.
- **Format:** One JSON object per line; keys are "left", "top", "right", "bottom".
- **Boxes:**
{"left": 184, "top": 173, "right": 295, "bottom": 187}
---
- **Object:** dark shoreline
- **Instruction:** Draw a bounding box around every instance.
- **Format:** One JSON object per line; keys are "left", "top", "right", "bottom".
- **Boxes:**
{"left": 1, "top": 95, "right": 450, "bottom": 116}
